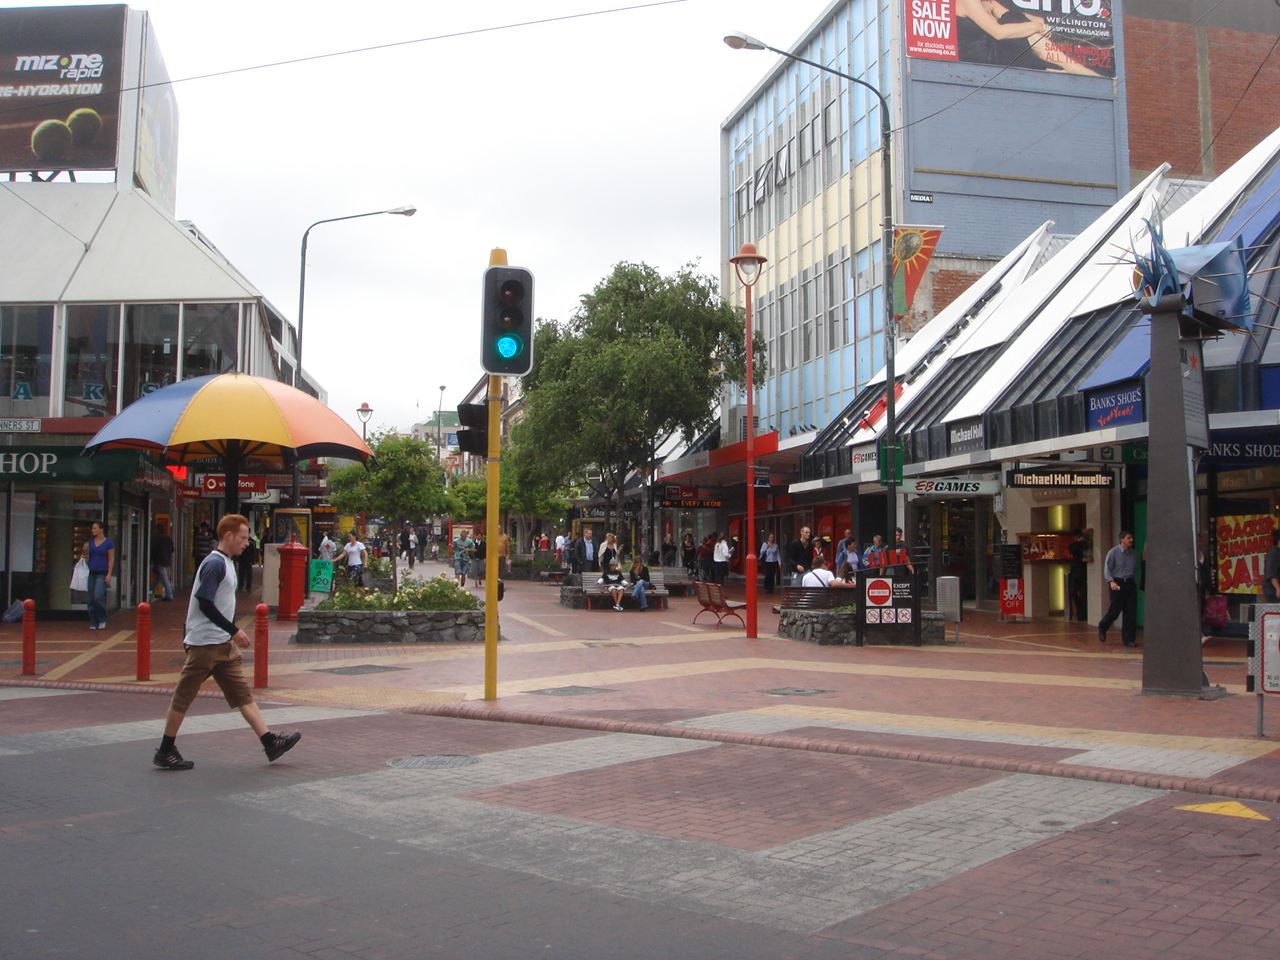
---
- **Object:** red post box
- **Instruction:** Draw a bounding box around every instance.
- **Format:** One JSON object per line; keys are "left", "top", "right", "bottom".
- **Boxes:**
{"left": 277, "top": 536, "right": 309, "bottom": 621}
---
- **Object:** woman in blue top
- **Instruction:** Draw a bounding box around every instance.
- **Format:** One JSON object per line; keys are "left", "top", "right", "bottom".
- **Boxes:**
{"left": 82, "top": 520, "right": 115, "bottom": 630}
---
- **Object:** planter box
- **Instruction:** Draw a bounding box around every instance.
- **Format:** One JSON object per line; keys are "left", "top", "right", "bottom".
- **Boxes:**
{"left": 294, "top": 608, "right": 484, "bottom": 644}
{"left": 778, "top": 609, "right": 858, "bottom": 645}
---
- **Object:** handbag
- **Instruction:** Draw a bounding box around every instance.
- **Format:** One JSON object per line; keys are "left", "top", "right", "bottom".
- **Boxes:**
{"left": 70, "top": 558, "right": 89, "bottom": 592}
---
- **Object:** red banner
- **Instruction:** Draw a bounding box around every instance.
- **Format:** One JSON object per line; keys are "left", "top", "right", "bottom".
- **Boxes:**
{"left": 893, "top": 226, "right": 943, "bottom": 319}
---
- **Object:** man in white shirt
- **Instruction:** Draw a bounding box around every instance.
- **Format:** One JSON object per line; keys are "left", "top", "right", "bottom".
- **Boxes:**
{"left": 801, "top": 556, "right": 835, "bottom": 588}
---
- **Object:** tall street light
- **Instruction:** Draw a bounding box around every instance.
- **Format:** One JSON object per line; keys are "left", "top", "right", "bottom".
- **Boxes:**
{"left": 356, "top": 401, "right": 373, "bottom": 441}
{"left": 436, "top": 384, "right": 446, "bottom": 470}
{"left": 291, "top": 204, "right": 415, "bottom": 505}
{"left": 725, "top": 31, "right": 899, "bottom": 538}
{"left": 730, "top": 242, "right": 767, "bottom": 638}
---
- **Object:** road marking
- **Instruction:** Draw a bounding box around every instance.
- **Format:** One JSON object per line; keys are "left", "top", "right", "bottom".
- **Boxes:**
{"left": 1176, "top": 801, "right": 1271, "bottom": 820}
{"left": 504, "top": 612, "right": 565, "bottom": 637}
{"left": 41, "top": 630, "right": 133, "bottom": 681}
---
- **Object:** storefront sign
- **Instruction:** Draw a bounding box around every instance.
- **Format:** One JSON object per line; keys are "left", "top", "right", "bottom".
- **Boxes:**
{"left": 1005, "top": 468, "right": 1114, "bottom": 488}
{"left": 948, "top": 419, "right": 985, "bottom": 455}
{"left": 1095, "top": 443, "right": 1147, "bottom": 464}
{"left": 0, "top": 446, "right": 161, "bottom": 482}
{"left": 0, "top": 419, "right": 40, "bottom": 432}
{"left": 201, "top": 474, "right": 267, "bottom": 494}
{"left": 907, "top": 476, "right": 1000, "bottom": 496}
{"left": 659, "top": 498, "right": 723, "bottom": 509}
{"left": 1085, "top": 382, "right": 1143, "bottom": 431}
{"left": 1216, "top": 514, "right": 1274, "bottom": 595}
{"left": 177, "top": 484, "right": 203, "bottom": 501}
{"left": 309, "top": 561, "right": 334, "bottom": 594}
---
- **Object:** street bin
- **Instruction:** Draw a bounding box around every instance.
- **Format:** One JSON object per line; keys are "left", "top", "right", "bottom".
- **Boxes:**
{"left": 937, "top": 576, "right": 962, "bottom": 644}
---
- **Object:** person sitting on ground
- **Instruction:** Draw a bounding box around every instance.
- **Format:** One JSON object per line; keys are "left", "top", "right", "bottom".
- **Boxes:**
{"left": 801, "top": 556, "right": 835, "bottom": 588}
{"left": 599, "top": 559, "right": 627, "bottom": 611}
{"left": 629, "top": 557, "right": 653, "bottom": 611}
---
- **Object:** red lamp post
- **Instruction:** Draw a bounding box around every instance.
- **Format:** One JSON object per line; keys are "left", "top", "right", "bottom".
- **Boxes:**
{"left": 730, "top": 242, "right": 767, "bottom": 638}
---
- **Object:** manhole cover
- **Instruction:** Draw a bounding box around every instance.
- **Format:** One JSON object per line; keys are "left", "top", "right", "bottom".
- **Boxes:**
{"left": 312, "top": 664, "right": 409, "bottom": 676}
{"left": 761, "top": 687, "right": 835, "bottom": 697}
{"left": 583, "top": 641, "right": 638, "bottom": 648}
{"left": 525, "top": 685, "right": 617, "bottom": 696}
{"left": 386, "top": 755, "right": 479, "bottom": 769}
{"left": 1040, "top": 820, "right": 1066, "bottom": 827}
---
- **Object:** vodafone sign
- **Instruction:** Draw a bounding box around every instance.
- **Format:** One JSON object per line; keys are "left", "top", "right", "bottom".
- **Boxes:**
{"left": 201, "top": 474, "right": 266, "bottom": 495}
{"left": 866, "top": 578, "right": 893, "bottom": 607}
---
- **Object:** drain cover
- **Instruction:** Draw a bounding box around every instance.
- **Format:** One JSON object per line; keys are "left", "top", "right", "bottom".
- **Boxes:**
{"left": 761, "top": 687, "right": 835, "bottom": 697}
{"left": 525, "top": 685, "right": 617, "bottom": 696}
{"left": 386, "top": 755, "right": 479, "bottom": 769}
{"left": 583, "top": 641, "right": 638, "bottom": 648}
{"left": 312, "top": 664, "right": 409, "bottom": 676}
{"left": 0, "top": 659, "right": 57, "bottom": 666}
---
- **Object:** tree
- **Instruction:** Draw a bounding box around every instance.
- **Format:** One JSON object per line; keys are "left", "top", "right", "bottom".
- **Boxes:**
{"left": 327, "top": 432, "right": 449, "bottom": 589}
{"left": 447, "top": 473, "right": 489, "bottom": 524}
{"left": 517, "top": 261, "right": 764, "bottom": 555}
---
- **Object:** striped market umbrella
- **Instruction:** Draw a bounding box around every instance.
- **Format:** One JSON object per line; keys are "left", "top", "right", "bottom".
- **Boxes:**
{"left": 84, "top": 373, "right": 373, "bottom": 514}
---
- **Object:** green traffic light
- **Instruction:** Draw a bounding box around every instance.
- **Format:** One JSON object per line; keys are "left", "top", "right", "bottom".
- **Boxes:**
{"left": 497, "top": 334, "right": 522, "bottom": 359}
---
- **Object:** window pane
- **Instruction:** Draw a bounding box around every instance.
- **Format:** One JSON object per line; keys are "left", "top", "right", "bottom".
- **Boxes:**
{"left": 0, "top": 305, "right": 53, "bottom": 417}
{"left": 122, "top": 304, "right": 179, "bottom": 407}
{"left": 64, "top": 304, "right": 120, "bottom": 417}
{"left": 183, "top": 302, "right": 239, "bottom": 378}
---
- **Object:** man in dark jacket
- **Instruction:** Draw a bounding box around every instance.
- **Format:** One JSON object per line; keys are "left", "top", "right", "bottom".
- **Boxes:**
{"left": 786, "top": 526, "right": 814, "bottom": 587}
{"left": 150, "top": 522, "right": 175, "bottom": 601}
{"left": 575, "top": 528, "right": 599, "bottom": 573}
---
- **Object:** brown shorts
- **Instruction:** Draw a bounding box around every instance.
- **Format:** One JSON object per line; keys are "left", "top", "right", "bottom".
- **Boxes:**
{"left": 168, "top": 641, "right": 255, "bottom": 714}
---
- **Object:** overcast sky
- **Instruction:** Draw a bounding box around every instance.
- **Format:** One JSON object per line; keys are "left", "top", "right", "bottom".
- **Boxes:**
{"left": 6, "top": 0, "right": 827, "bottom": 436}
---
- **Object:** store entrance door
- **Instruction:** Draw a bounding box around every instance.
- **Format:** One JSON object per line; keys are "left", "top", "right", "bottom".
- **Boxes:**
{"left": 931, "top": 498, "right": 996, "bottom": 605}
{"left": 119, "top": 505, "right": 146, "bottom": 610}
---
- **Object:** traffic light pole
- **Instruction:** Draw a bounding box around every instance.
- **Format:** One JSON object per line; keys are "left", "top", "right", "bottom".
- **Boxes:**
{"left": 483, "top": 372, "right": 501, "bottom": 700}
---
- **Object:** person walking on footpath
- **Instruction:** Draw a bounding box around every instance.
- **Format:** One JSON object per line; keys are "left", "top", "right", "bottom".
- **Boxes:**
{"left": 760, "top": 534, "right": 781, "bottom": 594}
{"left": 452, "top": 528, "right": 474, "bottom": 586}
{"left": 150, "top": 521, "right": 175, "bottom": 601}
{"left": 192, "top": 520, "right": 215, "bottom": 569}
{"left": 1098, "top": 530, "right": 1139, "bottom": 647}
{"left": 82, "top": 520, "right": 115, "bottom": 630}
{"left": 787, "top": 526, "right": 814, "bottom": 586}
{"left": 152, "top": 514, "right": 301, "bottom": 771}
{"left": 343, "top": 530, "right": 368, "bottom": 588}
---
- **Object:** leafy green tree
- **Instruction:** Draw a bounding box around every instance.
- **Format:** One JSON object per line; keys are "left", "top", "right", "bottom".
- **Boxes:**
{"left": 518, "top": 261, "right": 764, "bottom": 553}
{"left": 327, "top": 431, "right": 449, "bottom": 589}
{"left": 447, "top": 473, "right": 489, "bottom": 524}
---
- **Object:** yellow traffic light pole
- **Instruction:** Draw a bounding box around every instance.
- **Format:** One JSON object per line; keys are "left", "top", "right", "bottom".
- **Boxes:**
{"left": 483, "top": 248, "right": 506, "bottom": 700}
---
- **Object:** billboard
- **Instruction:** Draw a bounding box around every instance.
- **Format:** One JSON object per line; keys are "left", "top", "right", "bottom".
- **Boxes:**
{"left": 905, "top": 0, "right": 1115, "bottom": 78}
{"left": 0, "top": 5, "right": 127, "bottom": 172}
{"left": 134, "top": 15, "right": 178, "bottom": 212}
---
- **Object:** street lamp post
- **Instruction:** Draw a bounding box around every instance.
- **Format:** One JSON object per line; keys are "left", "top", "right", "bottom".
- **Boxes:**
{"left": 356, "top": 401, "right": 373, "bottom": 441}
{"left": 290, "top": 205, "right": 415, "bottom": 506}
{"left": 436, "top": 384, "right": 446, "bottom": 470}
{"left": 725, "top": 32, "right": 898, "bottom": 538}
{"left": 730, "top": 242, "right": 767, "bottom": 639}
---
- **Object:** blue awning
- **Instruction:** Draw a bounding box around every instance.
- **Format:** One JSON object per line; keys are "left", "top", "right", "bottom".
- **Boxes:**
{"left": 1079, "top": 323, "right": 1149, "bottom": 391}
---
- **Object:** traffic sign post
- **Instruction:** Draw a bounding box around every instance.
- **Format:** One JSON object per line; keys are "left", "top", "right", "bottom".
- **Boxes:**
{"left": 855, "top": 571, "right": 921, "bottom": 646}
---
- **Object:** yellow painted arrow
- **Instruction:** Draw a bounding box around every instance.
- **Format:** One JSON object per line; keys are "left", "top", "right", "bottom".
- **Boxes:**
{"left": 1176, "top": 802, "right": 1270, "bottom": 821}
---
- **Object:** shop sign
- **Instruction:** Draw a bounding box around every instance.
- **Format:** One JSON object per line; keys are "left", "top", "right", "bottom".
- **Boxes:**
{"left": 907, "top": 476, "right": 1000, "bottom": 496}
{"left": 1005, "top": 468, "right": 1114, "bottom": 488}
{"left": 0, "top": 446, "right": 161, "bottom": 482}
{"left": 200, "top": 474, "right": 267, "bottom": 494}
{"left": 1000, "top": 578, "right": 1025, "bottom": 618}
{"left": 177, "top": 484, "right": 203, "bottom": 501}
{"left": 1095, "top": 443, "right": 1147, "bottom": 464}
{"left": 0, "top": 419, "right": 40, "bottom": 432}
{"left": 659, "top": 498, "right": 723, "bottom": 509}
{"left": 948, "top": 418, "right": 985, "bottom": 455}
{"left": 1215, "top": 514, "right": 1274, "bottom": 595}
{"left": 1085, "top": 382, "right": 1143, "bottom": 431}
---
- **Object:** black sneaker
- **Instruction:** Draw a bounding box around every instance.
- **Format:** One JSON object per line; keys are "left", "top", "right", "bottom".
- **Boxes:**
{"left": 264, "top": 731, "right": 301, "bottom": 763}
{"left": 153, "top": 748, "right": 194, "bottom": 771}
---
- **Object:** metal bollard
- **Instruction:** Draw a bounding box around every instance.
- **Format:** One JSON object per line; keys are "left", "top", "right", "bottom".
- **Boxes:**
{"left": 136, "top": 602, "right": 151, "bottom": 681}
{"left": 20, "top": 598, "right": 35, "bottom": 675}
{"left": 254, "top": 602, "right": 269, "bottom": 689}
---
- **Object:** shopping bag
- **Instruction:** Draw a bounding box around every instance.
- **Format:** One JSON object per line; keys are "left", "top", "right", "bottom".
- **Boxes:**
{"left": 2, "top": 600, "right": 23, "bottom": 623}
{"left": 70, "top": 558, "right": 89, "bottom": 592}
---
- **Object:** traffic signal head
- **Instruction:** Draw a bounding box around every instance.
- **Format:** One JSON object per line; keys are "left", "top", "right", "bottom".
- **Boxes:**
{"left": 481, "top": 265, "right": 534, "bottom": 375}
{"left": 455, "top": 403, "right": 488, "bottom": 455}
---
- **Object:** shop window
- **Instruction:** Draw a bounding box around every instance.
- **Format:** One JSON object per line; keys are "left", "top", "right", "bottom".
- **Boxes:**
{"left": 183, "top": 303, "right": 239, "bottom": 378}
{"left": 122, "top": 304, "right": 179, "bottom": 407}
{"left": 64, "top": 304, "right": 120, "bottom": 417}
{"left": 0, "top": 305, "right": 53, "bottom": 418}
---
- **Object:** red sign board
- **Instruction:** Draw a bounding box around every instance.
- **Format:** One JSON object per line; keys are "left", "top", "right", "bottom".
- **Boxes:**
{"left": 201, "top": 474, "right": 267, "bottom": 494}
{"left": 866, "top": 578, "right": 893, "bottom": 607}
{"left": 176, "top": 484, "right": 203, "bottom": 501}
{"left": 1000, "top": 578, "right": 1025, "bottom": 618}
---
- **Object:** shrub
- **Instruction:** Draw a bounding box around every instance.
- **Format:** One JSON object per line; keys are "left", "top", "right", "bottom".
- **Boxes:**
{"left": 317, "top": 574, "right": 480, "bottom": 612}
{"left": 511, "top": 556, "right": 559, "bottom": 569}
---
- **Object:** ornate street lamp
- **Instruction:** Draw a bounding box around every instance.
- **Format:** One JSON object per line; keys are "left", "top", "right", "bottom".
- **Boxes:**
{"left": 730, "top": 241, "right": 767, "bottom": 638}
{"left": 356, "top": 401, "right": 373, "bottom": 441}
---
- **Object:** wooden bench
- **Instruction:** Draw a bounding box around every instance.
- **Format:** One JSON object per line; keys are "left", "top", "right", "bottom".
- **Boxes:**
{"left": 581, "top": 570, "right": 670, "bottom": 610}
{"left": 693, "top": 581, "right": 746, "bottom": 628}
{"left": 656, "top": 566, "right": 696, "bottom": 596}
{"left": 538, "top": 568, "right": 568, "bottom": 586}
{"left": 778, "top": 586, "right": 849, "bottom": 611}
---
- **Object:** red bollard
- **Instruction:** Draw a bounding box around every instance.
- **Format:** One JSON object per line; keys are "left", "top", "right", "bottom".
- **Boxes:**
{"left": 136, "top": 602, "right": 151, "bottom": 681}
{"left": 20, "top": 598, "right": 35, "bottom": 675}
{"left": 254, "top": 602, "right": 269, "bottom": 689}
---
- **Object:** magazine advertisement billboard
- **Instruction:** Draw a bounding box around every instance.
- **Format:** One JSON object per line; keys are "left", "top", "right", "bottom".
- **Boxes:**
{"left": 905, "top": 0, "right": 1115, "bottom": 78}
{"left": 0, "top": 4, "right": 127, "bottom": 173}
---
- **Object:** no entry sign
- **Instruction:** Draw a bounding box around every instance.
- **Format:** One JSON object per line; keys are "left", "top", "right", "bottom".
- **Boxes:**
{"left": 866, "top": 578, "right": 893, "bottom": 606}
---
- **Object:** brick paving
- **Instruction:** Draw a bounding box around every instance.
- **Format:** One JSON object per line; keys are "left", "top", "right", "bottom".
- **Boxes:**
{"left": 4, "top": 565, "right": 1280, "bottom": 958}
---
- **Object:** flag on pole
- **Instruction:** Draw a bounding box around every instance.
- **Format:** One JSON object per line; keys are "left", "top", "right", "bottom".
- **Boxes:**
{"left": 892, "top": 226, "right": 943, "bottom": 319}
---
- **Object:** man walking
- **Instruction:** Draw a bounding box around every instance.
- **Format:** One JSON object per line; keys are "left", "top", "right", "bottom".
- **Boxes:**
{"left": 787, "top": 526, "right": 814, "bottom": 586}
{"left": 152, "top": 514, "right": 300, "bottom": 771}
{"left": 150, "top": 521, "right": 175, "bottom": 601}
{"left": 1098, "top": 530, "right": 1139, "bottom": 647}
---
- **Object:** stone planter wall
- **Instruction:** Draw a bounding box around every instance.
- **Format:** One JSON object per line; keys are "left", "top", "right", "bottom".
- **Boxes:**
{"left": 294, "top": 608, "right": 484, "bottom": 644}
{"left": 778, "top": 610, "right": 859, "bottom": 645}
